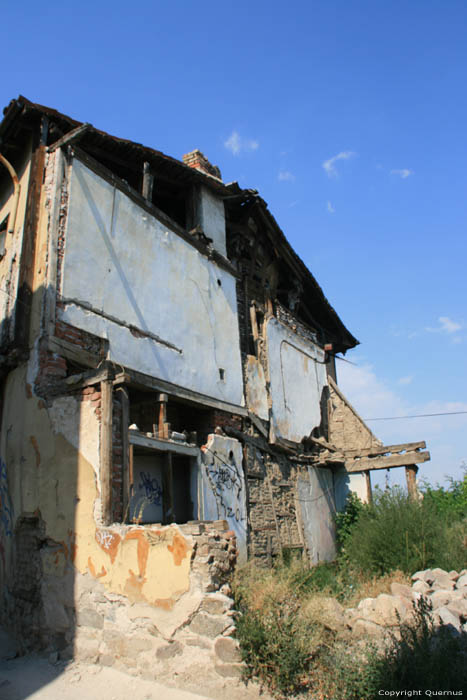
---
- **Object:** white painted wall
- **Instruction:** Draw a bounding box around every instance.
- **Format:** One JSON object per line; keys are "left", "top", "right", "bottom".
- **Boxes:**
{"left": 197, "top": 186, "right": 226, "bottom": 257}
{"left": 266, "top": 317, "right": 328, "bottom": 443}
{"left": 60, "top": 158, "right": 244, "bottom": 406}
{"left": 334, "top": 469, "right": 369, "bottom": 510}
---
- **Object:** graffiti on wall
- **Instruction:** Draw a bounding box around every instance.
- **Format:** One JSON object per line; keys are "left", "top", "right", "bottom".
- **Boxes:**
{"left": 201, "top": 435, "right": 248, "bottom": 564}
{"left": 206, "top": 453, "right": 242, "bottom": 522}
{"left": 139, "top": 471, "right": 163, "bottom": 505}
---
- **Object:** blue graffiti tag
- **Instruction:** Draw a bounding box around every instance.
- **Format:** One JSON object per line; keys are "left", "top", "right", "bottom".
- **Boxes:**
{"left": 139, "top": 471, "right": 163, "bottom": 505}
{"left": 0, "top": 458, "right": 14, "bottom": 538}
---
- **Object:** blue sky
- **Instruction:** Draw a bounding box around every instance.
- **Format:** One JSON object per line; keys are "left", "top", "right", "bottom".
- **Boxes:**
{"left": 2, "top": 0, "right": 466, "bottom": 487}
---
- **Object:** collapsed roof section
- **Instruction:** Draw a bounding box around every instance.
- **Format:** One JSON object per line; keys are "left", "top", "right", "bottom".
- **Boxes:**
{"left": 0, "top": 95, "right": 358, "bottom": 354}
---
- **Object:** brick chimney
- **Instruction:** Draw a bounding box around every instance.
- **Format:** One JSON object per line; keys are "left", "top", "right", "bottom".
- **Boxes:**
{"left": 182, "top": 150, "right": 222, "bottom": 181}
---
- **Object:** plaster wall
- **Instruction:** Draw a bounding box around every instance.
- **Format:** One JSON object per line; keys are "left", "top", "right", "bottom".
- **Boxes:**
{"left": 200, "top": 434, "right": 247, "bottom": 563}
{"left": 298, "top": 466, "right": 336, "bottom": 564}
{"left": 334, "top": 470, "right": 368, "bottom": 510}
{"left": 244, "top": 355, "right": 269, "bottom": 421}
{"left": 197, "top": 185, "right": 227, "bottom": 257}
{"left": 266, "top": 317, "right": 327, "bottom": 443}
{"left": 60, "top": 158, "right": 244, "bottom": 406}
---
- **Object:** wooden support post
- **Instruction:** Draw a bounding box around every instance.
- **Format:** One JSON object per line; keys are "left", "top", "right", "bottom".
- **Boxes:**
{"left": 405, "top": 465, "right": 419, "bottom": 500}
{"left": 116, "top": 386, "right": 130, "bottom": 520}
{"left": 142, "top": 161, "right": 154, "bottom": 201}
{"left": 162, "top": 453, "right": 174, "bottom": 524}
{"left": 249, "top": 303, "right": 259, "bottom": 357}
{"left": 157, "top": 393, "right": 168, "bottom": 437}
{"left": 128, "top": 444, "right": 134, "bottom": 522}
{"left": 100, "top": 375, "right": 113, "bottom": 525}
{"left": 364, "top": 470, "right": 372, "bottom": 504}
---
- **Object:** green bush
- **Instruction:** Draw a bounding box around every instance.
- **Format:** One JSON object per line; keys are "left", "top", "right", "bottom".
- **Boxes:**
{"left": 235, "top": 594, "right": 315, "bottom": 698}
{"left": 343, "top": 485, "right": 466, "bottom": 575}
{"left": 420, "top": 468, "right": 467, "bottom": 520}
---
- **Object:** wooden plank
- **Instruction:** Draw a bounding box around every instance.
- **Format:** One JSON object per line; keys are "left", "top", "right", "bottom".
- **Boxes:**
{"left": 344, "top": 441, "right": 426, "bottom": 458}
{"left": 346, "top": 450, "right": 430, "bottom": 473}
{"left": 129, "top": 431, "right": 199, "bottom": 457}
{"left": 15, "top": 145, "right": 46, "bottom": 350}
{"left": 45, "top": 148, "right": 65, "bottom": 333}
{"left": 100, "top": 376, "right": 113, "bottom": 525}
{"left": 47, "top": 123, "right": 92, "bottom": 152}
{"left": 129, "top": 443, "right": 134, "bottom": 517}
{"left": 406, "top": 465, "right": 419, "bottom": 500}
{"left": 113, "top": 368, "right": 248, "bottom": 417}
{"left": 248, "top": 410, "right": 268, "bottom": 439}
{"left": 117, "top": 386, "right": 130, "bottom": 520}
{"left": 364, "top": 470, "right": 372, "bottom": 503}
{"left": 48, "top": 334, "right": 101, "bottom": 369}
{"left": 162, "top": 453, "right": 174, "bottom": 524}
{"left": 142, "top": 161, "right": 154, "bottom": 200}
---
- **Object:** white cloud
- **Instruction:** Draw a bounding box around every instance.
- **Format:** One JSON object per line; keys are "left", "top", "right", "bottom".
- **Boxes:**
{"left": 398, "top": 375, "right": 413, "bottom": 385}
{"left": 322, "top": 150, "right": 356, "bottom": 178}
{"left": 327, "top": 201, "right": 335, "bottom": 214}
{"left": 278, "top": 170, "right": 295, "bottom": 182}
{"left": 390, "top": 168, "right": 414, "bottom": 179}
{"left": 425, "top": 316, "right": 462, "bottom": 334}
{"left": 337, "top": 358, "right": 467, "bottom": 487}
{"left": 224, "top": 130, "right": 259, "bottom": 156}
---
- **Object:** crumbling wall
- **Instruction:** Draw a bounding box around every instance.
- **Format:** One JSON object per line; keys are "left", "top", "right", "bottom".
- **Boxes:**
{"left": 328, "top": 377, "right": 381, "bottom": 507}
{"left": 328, "top": 376, "right": 381, "bottom": 453}
{"left": 200, "top": 434, "right": 248, "bottom": 563}
{"left": 243, "top": 441, "right": 304, "bottom": 564}
{"left": 265, "top": 316, "right": 328, "bottom": 443}
{"left": 0, "top": 356, "right": 241, "bottom": 681}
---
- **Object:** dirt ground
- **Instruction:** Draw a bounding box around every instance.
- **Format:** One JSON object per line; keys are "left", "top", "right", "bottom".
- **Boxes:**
{"left": 0, "top": 627, "right": 272, "bottom": 700}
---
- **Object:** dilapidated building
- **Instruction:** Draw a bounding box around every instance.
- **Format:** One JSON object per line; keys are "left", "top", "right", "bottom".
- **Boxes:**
{"left": 0, "top": 97, "right": 430, "bottom": 669}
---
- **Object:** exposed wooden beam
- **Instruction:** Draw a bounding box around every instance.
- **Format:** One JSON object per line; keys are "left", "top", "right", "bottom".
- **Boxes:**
{"left": 129, "top": 431, "right": 199, "bottom": 457}
{"left": 113, "top": 368, "right": 248, "bottom": 417}
{"left": 100, "top": 373, "right": 114, "bottom": 525}
{"left": 116, "top": 386, "right": 130, "bottom": 520}
{"left": 47, "top": 123, "right": 92, "bottom": 152}
{"left": 344, "top": 441, "right": 426, "bottom": 458}
{"left": 142, "top": 161, "right": 154, "bottom": 200}
{"left": 48, "top": 334, "right": 103, "bottom": 369}
{"left": 364, "top": 471, "right": 372, "bottom": 503}
{"left": 345, "top": 450, "right": 430, "bottom": 473}
{"left": 406, "top": 465, "right": 419, "bottom": 500}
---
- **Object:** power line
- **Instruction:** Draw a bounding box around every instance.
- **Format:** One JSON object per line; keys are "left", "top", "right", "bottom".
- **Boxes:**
{"left": 365, "top": 410, "right": 467, "bottom": 421}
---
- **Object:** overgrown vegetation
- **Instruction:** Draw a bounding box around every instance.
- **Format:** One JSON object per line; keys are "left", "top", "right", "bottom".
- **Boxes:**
{"left": 315, "top": 597, "right": 467, "bottom": 699}
{"left": 233, "top": 475, "right": 467, "bottom": 698}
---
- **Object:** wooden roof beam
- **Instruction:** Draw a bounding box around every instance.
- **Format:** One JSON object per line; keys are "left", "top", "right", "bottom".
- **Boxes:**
{"left": 345, "top": 449, "right": 430, "bottom": 473}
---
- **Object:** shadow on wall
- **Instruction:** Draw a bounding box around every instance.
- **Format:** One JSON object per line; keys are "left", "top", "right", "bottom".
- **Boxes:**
{"left": 0, "top": 286, "right": 80, "bottom": 696}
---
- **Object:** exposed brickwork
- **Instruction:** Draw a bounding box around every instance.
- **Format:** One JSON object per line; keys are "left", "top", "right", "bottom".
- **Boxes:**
{"left": 182, "top": 150, "right": 222, "bottom": 181}
{"left": 79, "top": 385, "right": 102, "bottom": 419}
{"left": 211, "top": 410, "right": 242, "bottom": 433}
{"left": 34, "top": 340, "right": 68, "bottom": 395}
{"left": 55, "top": 317, "right": 106, "bottom": 357}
